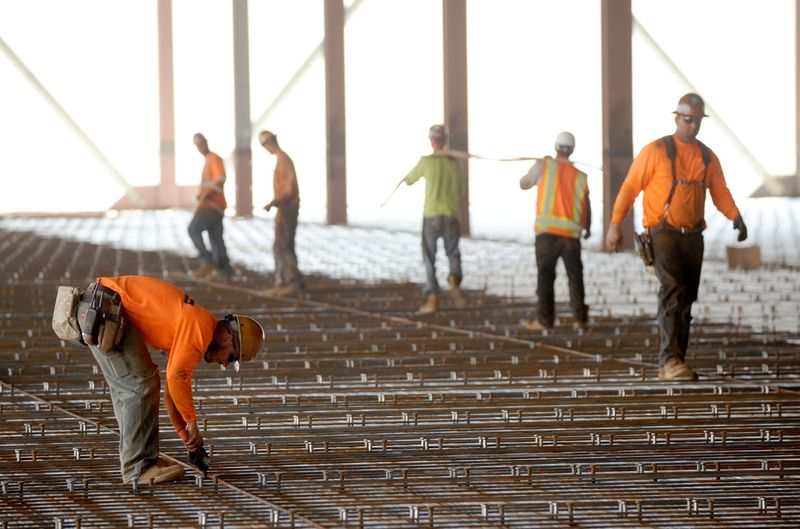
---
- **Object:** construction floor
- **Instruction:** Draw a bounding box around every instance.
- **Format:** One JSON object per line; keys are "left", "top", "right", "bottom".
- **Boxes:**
{"left": 0, "top": 211, "right": 799, "bottom": 528}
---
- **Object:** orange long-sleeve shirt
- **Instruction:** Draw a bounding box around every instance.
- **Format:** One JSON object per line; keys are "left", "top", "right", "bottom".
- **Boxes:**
{"left": 98, "top": 276, "right": 216, "bottom": 439}
{"left": 198, "top": 152, "right": 227, "bottom": 211}
{"left": 611, "top": 135, "right": 740, "bottom": 229}
{"left": 272, "top": 151, "right": 300, "bottom": 206}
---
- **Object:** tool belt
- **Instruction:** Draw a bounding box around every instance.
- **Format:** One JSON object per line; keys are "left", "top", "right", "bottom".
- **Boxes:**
{"left": 648, "top": 223, "right": 703, "bottom": 236}
{"left": 78, "top": 282, "right": 127, "bottom": 353}
{"left": 633, "top": 231, "right": 655, "bottom": 268}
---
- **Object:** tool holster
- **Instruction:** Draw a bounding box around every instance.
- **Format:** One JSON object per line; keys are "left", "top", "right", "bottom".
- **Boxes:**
{"left": 78, "top": 282, "right": 127, "bottom": 353}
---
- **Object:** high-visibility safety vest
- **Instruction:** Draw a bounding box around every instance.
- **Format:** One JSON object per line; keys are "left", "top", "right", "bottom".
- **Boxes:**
{"left": 534, "top": 158, "right": 588, "bottom": 238}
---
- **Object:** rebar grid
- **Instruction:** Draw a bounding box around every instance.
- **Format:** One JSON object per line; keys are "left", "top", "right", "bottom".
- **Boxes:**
{"left": 1, "top": 227, "right": 799, "bottom": 528}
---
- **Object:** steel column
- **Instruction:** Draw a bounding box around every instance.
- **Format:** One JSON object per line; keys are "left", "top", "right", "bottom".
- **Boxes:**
{"left": 324, "top": 0, "right": 348, "bottom": 225}
{"left": 233, "top": 0, "right": 253, "bottom": 217}
{"left": 157, "top": 0, "right": 177, "bottom": 207}
{"left": 443, "top": 0, "right": 470, "bottom": 236}
{"left": 601, "top": 0, "right": 634, "bottom": 250}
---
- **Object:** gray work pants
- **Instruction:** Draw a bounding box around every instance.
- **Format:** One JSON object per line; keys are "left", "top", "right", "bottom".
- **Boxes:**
{"left": 274, "top": 203, "right": 304, "bottom": 288}
{"left": 85, "top": 320, "right": 161, "bottom": 483}
{"left": 422, "top": 215, "right": 462, "bottom": 294}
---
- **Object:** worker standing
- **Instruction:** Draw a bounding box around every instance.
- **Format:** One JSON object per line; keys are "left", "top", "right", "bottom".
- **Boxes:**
{"left": 605, "top": 93, "right": 748, "bottom": 381}
{"left": 520, "top": 132, "right": 591, "bottom": 331}
{"left": 403, "top": 124, "right": 468, "bottom": 314}
{"left": 188, "top": 133, "right": 234, "bottom": 280}
{"left": 75, "top": 275, "right": 265, "bottom": 484}
{"left": 259, "top": 130, "right": 305, "bottom": 297}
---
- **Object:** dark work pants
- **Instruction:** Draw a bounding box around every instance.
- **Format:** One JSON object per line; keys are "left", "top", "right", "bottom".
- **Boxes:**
{"left": 651, "top": 229, "right": 704, "bottom": 366}
{"left": 274, "top": 204, "right": 304, "bottom": 288}
{"left": 187, "top": 207, "right": 232, "bottom": 275}
{"left": 422, "top": 215, "right": 462, "bottom": 294}
{"left": 534, "top": 233, "right": 588, "bottom": 327}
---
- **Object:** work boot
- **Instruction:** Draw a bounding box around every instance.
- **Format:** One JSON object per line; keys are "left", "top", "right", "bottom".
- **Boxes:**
{"left": 262, "top": 285, "right": 300, "bottom": 297}
{"left": 136, "top": 461, "right": 185, "bottom": 485}
{"left": 572, "top": 321, "right": 587, "bottom": 331}
{"left": 447, "top": 276, "right": 468, "bottom": 309}
{"left": 191, "top": 264, "right": 213, "bottom": 278}
{"left": 658, "top": 358, "right": 697, "bottom": 381}
{"left": 523, "top": 318, "right": 549, "bottom": 331}
{"left": 418, "top": 293, "right": 438, "bottom": 314}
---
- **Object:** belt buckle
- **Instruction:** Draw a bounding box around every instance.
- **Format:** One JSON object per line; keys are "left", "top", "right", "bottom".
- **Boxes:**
{"left": 680, "top": 226, "right": 687, "bottom": 235}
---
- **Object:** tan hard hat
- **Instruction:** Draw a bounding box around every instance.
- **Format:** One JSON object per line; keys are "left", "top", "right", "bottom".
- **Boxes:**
{"left": 673, "top": 93, "right": 707, "bottom": 117}
{"left": 226, "top": 314, "right": 265, "bottom": 363}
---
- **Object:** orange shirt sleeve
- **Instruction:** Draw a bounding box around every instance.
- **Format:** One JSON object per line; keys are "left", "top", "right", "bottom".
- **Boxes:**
{"left": 164, "top": 309, "right": 214, "bottom": 427}
{"left": 705, "top": 153, "right": 740, "bottom": 221}
{"left": 611, "top": 142, "right": 655, "bottom": 225}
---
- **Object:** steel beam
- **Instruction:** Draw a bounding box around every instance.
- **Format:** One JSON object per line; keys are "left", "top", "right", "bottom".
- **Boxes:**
{"left": 157, "top": 0, "right": 177, "bottom": 207}
{"left": 601, "top": 0, "right": 634, "bottom": 250}
{"left": 443, "top": 0, "right": 470, "bottom": 236}
{"left": 324, "top": 0, "right": 347, "bottom": 225}
{"left": 233, "top": 0, "right": 253, "bottom": 217}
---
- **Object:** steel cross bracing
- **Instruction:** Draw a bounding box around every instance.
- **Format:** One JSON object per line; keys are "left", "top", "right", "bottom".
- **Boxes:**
{"left": 0, "top": 228, "right": 798, "bottom": 528}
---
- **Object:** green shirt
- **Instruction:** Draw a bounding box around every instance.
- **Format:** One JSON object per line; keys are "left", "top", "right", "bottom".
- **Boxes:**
{"left": 404, "top": 155, "right": 465, "bottom": 219}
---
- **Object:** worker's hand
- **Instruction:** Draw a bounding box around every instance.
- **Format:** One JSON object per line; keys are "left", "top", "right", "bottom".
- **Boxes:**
{"left": 583, "top": 228, "right": 591, "bottom": 240}
{"left": 733, "top": 215, "right": 748, "bottom": 242}
{"left": 187, "top": 446, "right": 210, "bottom": 477}
{"left": 185, "top": 421, "right": 203, "bottom": 452}
{"left": 264, "top": 200, "right": 276, "bottom": 212}
{"left": 605, "top": 223, "right": 623, "bottom": 252}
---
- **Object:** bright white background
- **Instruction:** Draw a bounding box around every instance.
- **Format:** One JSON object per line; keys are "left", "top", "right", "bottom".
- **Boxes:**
{"left": 0, "top": 0, "right": 794, "bottom": 242}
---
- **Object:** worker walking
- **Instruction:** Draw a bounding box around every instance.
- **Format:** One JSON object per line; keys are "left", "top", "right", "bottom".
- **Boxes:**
{"left": 605, "top": 93, "right": 748, "bottom": 381}
{"left": 188, "top": 133, "right": 234, "bottom": 280}
{"left": 75, "top": 275, "right": 265, "bottom": 484}
{"left": 403, "top": 124, "right": 468, "bottom": 314}
{"left": 520, "top": 132, "right": 591, "bottom": 331}
{"left": 259, "top": 130, "right": 305, "bottom": 297}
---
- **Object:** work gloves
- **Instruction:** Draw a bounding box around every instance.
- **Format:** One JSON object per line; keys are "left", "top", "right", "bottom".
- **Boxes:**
{"left": 188, "top": 446, "right": 211, "bottom": 477}
{"left": 733, "top": 215, "right": 748, "bottom": 242}
{"left": 264, "top": 200, "right": 277, "bottom": 212}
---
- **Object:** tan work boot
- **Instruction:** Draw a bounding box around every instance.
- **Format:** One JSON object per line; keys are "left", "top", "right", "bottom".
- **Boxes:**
{"left": 191, "top": 264, "right": 213, "bottom": 278}
{"left": 262, "top": 285, "right": 300, "bottom": 297}
{"left": 523, "top": 318, "right": 548, "bottom": 331}
{"left": 658, "top": 358, "right": 697, "bottom": 381}
{"left": 447, "top": 276, "right": 468, "bottom": 309}
{"left": 136, "top": 461, "right": 185, "bottom": 485}
{"left": 418, "top": 293, "right": 438, "bottom": 314}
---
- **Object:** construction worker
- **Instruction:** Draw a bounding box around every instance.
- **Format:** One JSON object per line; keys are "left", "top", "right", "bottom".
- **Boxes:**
{"left": 520, "top": 132, "right": 591, "bottom": 331}
{"left": 188, "top": 133, "right": 234, "bottom": 280}
{"left": 259, "top": 130, "right": 305, "bottom": 296}
{"left": 606, "top": 93, "right": 748, "bottom": 381}
{"left": 403, "top": 124, "right": 468, "bottom": 314}
{"left": 76, "top": 275, "right": 265, "bottom": 484}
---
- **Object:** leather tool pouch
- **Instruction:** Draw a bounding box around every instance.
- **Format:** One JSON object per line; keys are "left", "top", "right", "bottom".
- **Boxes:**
{"left": 78, "top": 283, "right": 127, "bottom": 353}
{"left": 634, "top": 231, "right": 655, "bottom": 268}
{"left": 52, "top": 286, "right": 83, "bottom": 341}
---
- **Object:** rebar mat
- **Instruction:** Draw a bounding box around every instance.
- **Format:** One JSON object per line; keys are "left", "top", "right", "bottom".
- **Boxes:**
{"left": 1, "top": 229, "right": 798, "bottom": 528}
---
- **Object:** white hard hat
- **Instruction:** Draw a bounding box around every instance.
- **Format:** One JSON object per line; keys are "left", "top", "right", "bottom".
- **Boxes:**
{"left": 554, "top": 131, "right": 575, "bottom": 149}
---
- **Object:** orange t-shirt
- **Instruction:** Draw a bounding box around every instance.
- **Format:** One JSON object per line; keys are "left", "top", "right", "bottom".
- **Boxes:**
{"left": 611, "top": 135, "right": 740, "bottom": 228}
{"left": 273, "top": 151, "right": 300, "bottom": 206}
{"left": 98, "top": 276, "right": 216, "bottom": 436}
{"left": 198, "top": 152, "right": 227, "bottom": 210}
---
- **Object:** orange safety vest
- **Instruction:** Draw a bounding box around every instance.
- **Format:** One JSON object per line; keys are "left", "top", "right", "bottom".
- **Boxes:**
{"left": 534, "top": 158, "right": 588, "bottom": 238}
